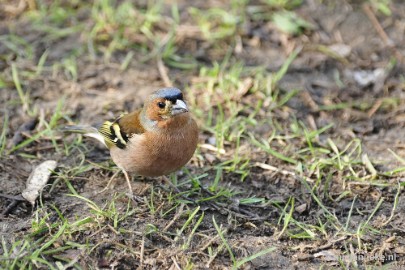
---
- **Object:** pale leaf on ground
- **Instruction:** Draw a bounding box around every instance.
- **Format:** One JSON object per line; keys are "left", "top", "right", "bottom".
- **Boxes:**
{"left": 22, "top": 160, "right": 58, "bottom": 205}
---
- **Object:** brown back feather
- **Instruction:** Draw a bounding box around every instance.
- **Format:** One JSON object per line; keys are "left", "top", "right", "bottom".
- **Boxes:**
{"left": 117, "top": 109, "right": 145, "bottom": 135}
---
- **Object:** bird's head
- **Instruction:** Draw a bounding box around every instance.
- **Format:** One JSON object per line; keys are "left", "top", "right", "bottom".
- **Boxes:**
{"left": 142, "top": 88, "right": 191, "bottom": 130}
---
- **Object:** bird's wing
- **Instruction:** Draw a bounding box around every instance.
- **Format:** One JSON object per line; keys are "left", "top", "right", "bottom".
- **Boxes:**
{"left": 98, "top": 109, "right": 145, "bottom": 149}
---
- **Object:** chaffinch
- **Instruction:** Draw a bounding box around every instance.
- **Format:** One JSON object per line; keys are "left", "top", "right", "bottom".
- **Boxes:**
{"left": 63, "top": 87, "right": 199, "bottom": 192}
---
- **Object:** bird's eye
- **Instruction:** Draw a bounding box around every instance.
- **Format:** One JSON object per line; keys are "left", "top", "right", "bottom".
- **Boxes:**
{"left": 157, "top": 102, "right": 165, "bottom": 109}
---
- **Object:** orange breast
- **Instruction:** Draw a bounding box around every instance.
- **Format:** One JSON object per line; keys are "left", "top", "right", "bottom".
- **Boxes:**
{"left": 109, "top": 117, "right": 198, "bottom": 177}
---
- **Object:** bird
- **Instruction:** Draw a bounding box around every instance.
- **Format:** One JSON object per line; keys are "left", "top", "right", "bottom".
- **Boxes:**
{"left": 62, "top": 87, "right": 199, "bottom": 193}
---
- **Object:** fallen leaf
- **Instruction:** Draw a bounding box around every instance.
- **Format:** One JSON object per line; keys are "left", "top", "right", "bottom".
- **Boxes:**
{"left": 22, "top": 160, "right": 57, "bottom": 205}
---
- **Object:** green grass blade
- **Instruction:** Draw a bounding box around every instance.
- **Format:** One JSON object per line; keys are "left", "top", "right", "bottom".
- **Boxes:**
{"left": 235, "top": 246, "right": 276, "bottom": 269}
{"left": 213, "top": 216, "right": 236, "bottom": 265}
{"left": 250, "top": 135, "right": 298, "bottom": 164}
{"left": 0, "top": 112, "right": 9, "bottom": 156}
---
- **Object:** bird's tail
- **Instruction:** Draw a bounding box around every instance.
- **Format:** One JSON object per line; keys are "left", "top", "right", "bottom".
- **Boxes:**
{"left": 61, "top": 125, "right": 107, "bottom": 147}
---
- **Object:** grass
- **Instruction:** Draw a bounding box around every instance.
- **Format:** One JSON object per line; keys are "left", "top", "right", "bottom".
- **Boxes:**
{"left": 1, "top": 0, "right": 403, "bottom": 269}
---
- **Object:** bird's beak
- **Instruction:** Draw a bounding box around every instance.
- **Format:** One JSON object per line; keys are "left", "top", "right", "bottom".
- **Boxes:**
{"left": 171, "top": 99, "right": 189, "bottom": 115}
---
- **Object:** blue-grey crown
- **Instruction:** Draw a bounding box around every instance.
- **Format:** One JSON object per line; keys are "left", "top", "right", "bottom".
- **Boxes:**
{"left": 152, "top": 87, "right": 183, "bottom": 102}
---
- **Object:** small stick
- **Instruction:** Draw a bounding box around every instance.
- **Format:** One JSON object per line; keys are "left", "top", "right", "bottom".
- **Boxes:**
{"left": 139, "top": 236, "right": 145, "bottom": 268}
{"left": 171, "top": 256, "right": 181, "bottom": 270}
{"left": 367, "top": 98, "right": 383, "bottom": 118}
{"left": 362, "top": 3, "right": 404, "bottom": 64}
{"left": 0, "top": 193, "right": 25, "bottom": 201}
{"left": 98, "top": 170, "right": 120, "bottom": 194}
{"left": 362, "top": 4, "right": 392, "bottom": 46}
{"left": 255, "top": 162, "right": 314, "bottom": 183}
{"left": 163, "top": 204, "right": 185, "bottom": 232}
{"left": 157, "top": 57, "right": 172, "bottom": 87}
{"left": 2, "top": 200, "right": 20, "bottom": 216}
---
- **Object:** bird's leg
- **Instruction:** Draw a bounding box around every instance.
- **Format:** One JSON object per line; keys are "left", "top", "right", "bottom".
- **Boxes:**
{"left": 122, "top": 169, "right": 134, "bottom": 194}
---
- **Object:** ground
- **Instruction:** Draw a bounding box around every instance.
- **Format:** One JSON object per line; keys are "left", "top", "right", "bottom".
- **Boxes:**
{"left": 1, "top": 0, "right": 405, "bottom": 269}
